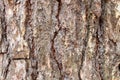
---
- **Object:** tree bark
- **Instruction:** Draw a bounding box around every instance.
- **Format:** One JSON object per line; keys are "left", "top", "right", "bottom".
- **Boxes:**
{"left": 0, "top": 0, "right": 120, "bottom": 80}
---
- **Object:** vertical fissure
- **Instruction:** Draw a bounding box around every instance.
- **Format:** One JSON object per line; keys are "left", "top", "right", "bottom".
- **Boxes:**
{"left": 1, "top": 0, "right": 9, "bottom": 54}
{"left": 24, "top": 0, "right": 38, "bottom": 80}
{"left": 30, "top": 37, "right": 38, "bottom": 80}
{"left": 51, "top": 0, "right": 63, "bottom": 79}
{"left": 78, "top": 0, "right": 94, "bottom": 80}
{"left": 96, "top": 0, "right": 106, "bottom": 80}
{"left": 51, "top": 26, "right": 62, "bottom": 78}
{"left": 1, "top": 0, "right": 7, "bottom": 41}
{"left": 78, "top": 1, "right": 92, "bottom": 80}
{"left": 56, "top": 0, "right": 62, "bottom": 28}
{"left": 2, "top": 58, "right": 11, "bottom": 80}
{"left": 1, "top": 1, "right": 11, "bottom": 79}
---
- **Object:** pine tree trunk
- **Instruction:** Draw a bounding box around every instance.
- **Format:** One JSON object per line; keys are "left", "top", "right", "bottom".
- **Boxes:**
{"left": 0, "top": 0, "right": 120, "bottom": 80}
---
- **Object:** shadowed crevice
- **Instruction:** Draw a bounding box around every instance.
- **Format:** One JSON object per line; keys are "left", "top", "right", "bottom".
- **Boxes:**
{"left": 78, "top": 0, "right": 92, "bottom": 80}
{"left": 96, "top": 0, "right": 106, "bottom": 80}
{"left": 24, "top": 0, "right": 38, "bottom": 80}
{"left": 2, "top": 58, "right": 11, "bottom": 80}
{"left": 0, "top": 0, "right": 9, "bottom": 54}
{"left": 50, "top": 0, "right": 64, "bottom": 79}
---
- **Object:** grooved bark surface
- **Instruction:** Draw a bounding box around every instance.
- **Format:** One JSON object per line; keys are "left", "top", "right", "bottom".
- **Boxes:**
{"left": 0, "top": 0, "right": 120, "bottom": 80}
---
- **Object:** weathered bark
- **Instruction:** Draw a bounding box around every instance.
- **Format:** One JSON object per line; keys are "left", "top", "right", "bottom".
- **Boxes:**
{"left": 0, "top": 0, "right": 120, "bottom": 80}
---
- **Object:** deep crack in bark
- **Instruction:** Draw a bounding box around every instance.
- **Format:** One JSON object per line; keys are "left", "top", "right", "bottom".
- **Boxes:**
{"left": 3, "top": 58, "right": 11, "bottom": 80}
{"left": 78, "top": 0, "right": 92, "bottom": 80}
{"left": 51, "top": 0, "right": 63, "bottom": 79}
{"left": 0, "top": 0, "right": 9, "bottom": 54}
{"left": 0, "top": 1, "right": 11, "bottom": 79}
{"left": 1, "top": 0, "right": 7, "bottom": 41}
{"left": 30, "top": 37, "right": 38, "bottom": 80}
{"left": 12, "top": 58, "right": 29, "bottom": 60}
{"left": 56, "top": 0, "right": 62, "bottom": 28}
{"left": 24, "top": 0, "right": 38, "bottom": 80}
{"left": 95, "top": 0, "right": 106, "bottom": 80}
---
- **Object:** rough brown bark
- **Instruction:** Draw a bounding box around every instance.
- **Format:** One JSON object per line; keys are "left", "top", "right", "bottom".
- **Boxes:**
{"left": 0, "top": 0, "right": 120, "bottom": 80}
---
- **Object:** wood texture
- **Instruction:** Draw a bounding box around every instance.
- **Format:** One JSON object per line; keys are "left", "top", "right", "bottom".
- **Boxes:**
{"left": 0, "top": 0, "right": 120, "bottom": 80}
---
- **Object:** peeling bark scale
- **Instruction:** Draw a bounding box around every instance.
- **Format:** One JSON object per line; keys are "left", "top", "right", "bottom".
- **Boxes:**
{"left": 0, "top": 0, "right": 120, "bottom": 80}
